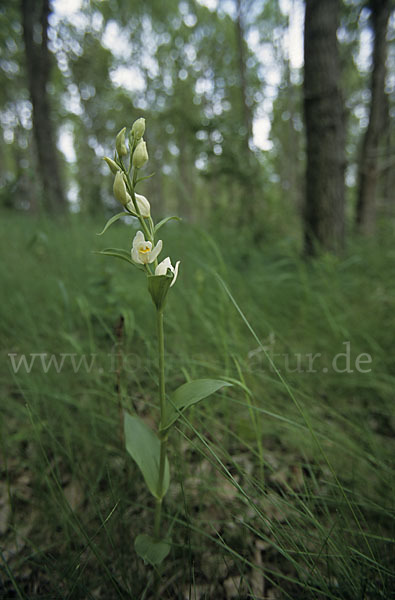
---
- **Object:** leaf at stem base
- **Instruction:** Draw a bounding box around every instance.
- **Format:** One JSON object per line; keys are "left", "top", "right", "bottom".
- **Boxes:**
{"left": 135, "top": 533, "right": 171, "bottom": 566}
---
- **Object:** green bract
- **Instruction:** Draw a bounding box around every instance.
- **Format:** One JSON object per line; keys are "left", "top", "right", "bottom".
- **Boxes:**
{"left": 148, "top": 273, "right": 173, "bottom": 311}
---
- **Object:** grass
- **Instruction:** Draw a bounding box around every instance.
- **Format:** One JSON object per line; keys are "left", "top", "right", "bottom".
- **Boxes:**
{"left": 0, "top": 211, "right": 394, "bottom": 599}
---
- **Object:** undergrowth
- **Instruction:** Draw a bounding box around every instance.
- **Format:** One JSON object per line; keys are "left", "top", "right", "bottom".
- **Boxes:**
{"left": 0, "top": 212, "right": 394, "bottom": 599}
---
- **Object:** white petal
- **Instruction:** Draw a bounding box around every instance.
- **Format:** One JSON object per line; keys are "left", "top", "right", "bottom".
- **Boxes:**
{"left": 132, "top": 230, "right": 144, "bottom": 249}
{"left": 170, "top": 260, "right": 180, "bottom": 287}
{"left": 155, "top": 257, "right": 172, "bottom": 276}
{"left": 131, "top": 247, "right": 143, "bottom": 264}
{"left": 140, "top": 252, "right": 151, "bottom": 264}
{"left": 148, "top": 239, "right": 163, "bottom": 263}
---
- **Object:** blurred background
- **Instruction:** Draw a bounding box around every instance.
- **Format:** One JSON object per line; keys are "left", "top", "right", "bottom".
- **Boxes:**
{"left": 1, "top": 0, "right": 393, "bottom": 245}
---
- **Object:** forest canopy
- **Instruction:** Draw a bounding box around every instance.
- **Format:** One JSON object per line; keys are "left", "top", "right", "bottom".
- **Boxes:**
{"left": 1, "top": 0, "right": 394, "bottom": 251}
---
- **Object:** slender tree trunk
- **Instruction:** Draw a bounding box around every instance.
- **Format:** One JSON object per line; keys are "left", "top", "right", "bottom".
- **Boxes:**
{"left": 303, "top": 0, "right": 345, "bottom": 255}
{"left": 284, "top": 55, "right": 302, "bottom": 212}
{"left": 235, "top": 0, "right": 253, "bottom": 151}
{"left": 355, "top": 0, "right": 391, "bottom": 234}
{"left": 21, "top": 0, "right": 66, "bottom": 214}
{"left": 381, "top": 95, "right": 394, "bottom": 208}
{"left": 234, "top": 0, "right": 263, "bottom": 240}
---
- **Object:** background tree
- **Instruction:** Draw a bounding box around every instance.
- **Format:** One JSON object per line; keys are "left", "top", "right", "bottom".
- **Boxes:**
{"left": 0, "top": 0, "right": 37, "bottom": 211}
{"left": 356, "top": 0, "right": 392, "bottom": 234}
{"left": 267, "top": 4, "right": 304, "bottom": 223}
{"left": 0, "top": 0, "right": 393, "bottom": 250}
{"left": 303, "top": 0, "right": 345, "bottom": 255}
{"left": 21, "top": 0, "right": 66, "bottom": 214}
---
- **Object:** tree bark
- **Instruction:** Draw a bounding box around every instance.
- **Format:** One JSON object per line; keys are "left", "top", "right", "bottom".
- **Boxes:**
{"left": 355, "top": 0, "right": 391, "bottom": 234}
{"left": 303, "top": 0, "right": 345, "bottom": 255}
{"left": 21, "top": 0, "right": 66, "bottom": 213}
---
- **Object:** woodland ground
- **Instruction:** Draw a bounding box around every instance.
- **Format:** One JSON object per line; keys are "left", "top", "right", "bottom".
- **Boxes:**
{"left": 1, "top": 212, "right": 394, "bottom": 599}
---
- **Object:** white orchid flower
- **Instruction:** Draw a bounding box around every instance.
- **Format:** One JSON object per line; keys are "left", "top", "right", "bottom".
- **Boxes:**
{"left": 131, "top": 231, "right": 162, "bottom": 265}
{"left": 155, "top": 257, "right": 180, "bottom": 287}
{"left": 126, "top": 193, "right": 150, "bottom": 218}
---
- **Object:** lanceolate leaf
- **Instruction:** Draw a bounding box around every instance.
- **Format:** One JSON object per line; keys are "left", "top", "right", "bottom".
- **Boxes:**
{"left": 94, "top": 248, "right": 134, "bottom": 265}
{"left": 96, "top": 212, "right": 131, "bottom": 236}
{"left": 134, "top": 534, "right": 171, "bottom": 566}
{"left": 161, "top": 379, "right": 232, "bottom": 431}
{"left": 124, "top": 413, "right": 170, "bottom": 499}
{"left": 154, "top": 216, "right": 181, "bottom": 235}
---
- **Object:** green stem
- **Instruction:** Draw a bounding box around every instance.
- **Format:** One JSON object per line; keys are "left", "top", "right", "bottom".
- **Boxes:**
{"left": 157, "top": 310, "right": 166, "bottom": 425}
{"left": 124, "top": 170, "right": 152, "bottom": 242}
{"left": 154, "top": 309, "right": 167, "bottom": 541}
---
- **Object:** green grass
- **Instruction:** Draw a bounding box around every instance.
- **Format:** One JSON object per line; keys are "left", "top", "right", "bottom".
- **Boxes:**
{"left": 1, "top": 211, "right": 394, "bottom": 599}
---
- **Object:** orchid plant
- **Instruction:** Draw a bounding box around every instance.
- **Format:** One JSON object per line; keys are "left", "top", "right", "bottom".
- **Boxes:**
{"left": 97, "top": 118, "right": 231, "bottom": 569}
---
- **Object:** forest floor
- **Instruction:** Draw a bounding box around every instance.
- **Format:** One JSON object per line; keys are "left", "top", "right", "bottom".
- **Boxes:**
{"left": 1, "top": 212, "right": 394, "bottom": 599}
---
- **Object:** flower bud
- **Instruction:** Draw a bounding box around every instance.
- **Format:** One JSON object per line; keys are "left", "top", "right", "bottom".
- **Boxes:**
{"left": 113, "top": 171, "right": 129, "bottom": 205}
{"left": 132, "top": 140, "right": 148, "bottom": 169}
{"left": 131, "top": 117, "right": 145, "bottom": 140}
{"left": 126, "top": 193, "right": 151, "bottom": 218}
{"left": 103, "top": 156, "right": 119, "bottom": 174}
{"left": 115, "top": 127, "right": 128, "bottom": 157}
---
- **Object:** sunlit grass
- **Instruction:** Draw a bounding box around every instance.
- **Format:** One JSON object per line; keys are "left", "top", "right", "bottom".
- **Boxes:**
{"left": 1, "top": 212, "right": 394, "bottom": 599}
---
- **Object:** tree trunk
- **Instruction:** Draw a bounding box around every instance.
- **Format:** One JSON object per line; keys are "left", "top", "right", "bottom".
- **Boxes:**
{"left": 303, "top": 0, "right": 345, "bottom": 255}
{"left": 234, "top": 0, "right": 262, "bottom": 241}
{"left": 235, "top": 0, "right": 253, "bottom": 152}
{"left": 21, "top": 0, "right": 66, "bottom": 214}
{"left": 355, "top": 0, "right": 391, "bottom": 234}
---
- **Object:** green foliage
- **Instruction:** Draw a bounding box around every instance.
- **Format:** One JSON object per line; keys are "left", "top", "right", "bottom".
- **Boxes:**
{"left": 124, "top": 413, "right": 170, "bottom": 500}
{"left": 162, "top": 379, "right": 233, "bottom": 431}
{"left": 1, "top": 213, "right": 394, "bottom": 597}
{"left": 1, "top": 0, "right": 392, "bottom": 236}
{"left": 0, "top": 0, "right": 269, "bottom": 222}
{"left": 154, "top": 215, "right": 181, "bottom": 235}
{"left": 96, "top": 212, "right": 131, "bottom": 236}
{"left": 134, "top": 533, "right": 171, "bottom": 566}
{"left": 95, "top": 247, "right": 135, "bottom": 265}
